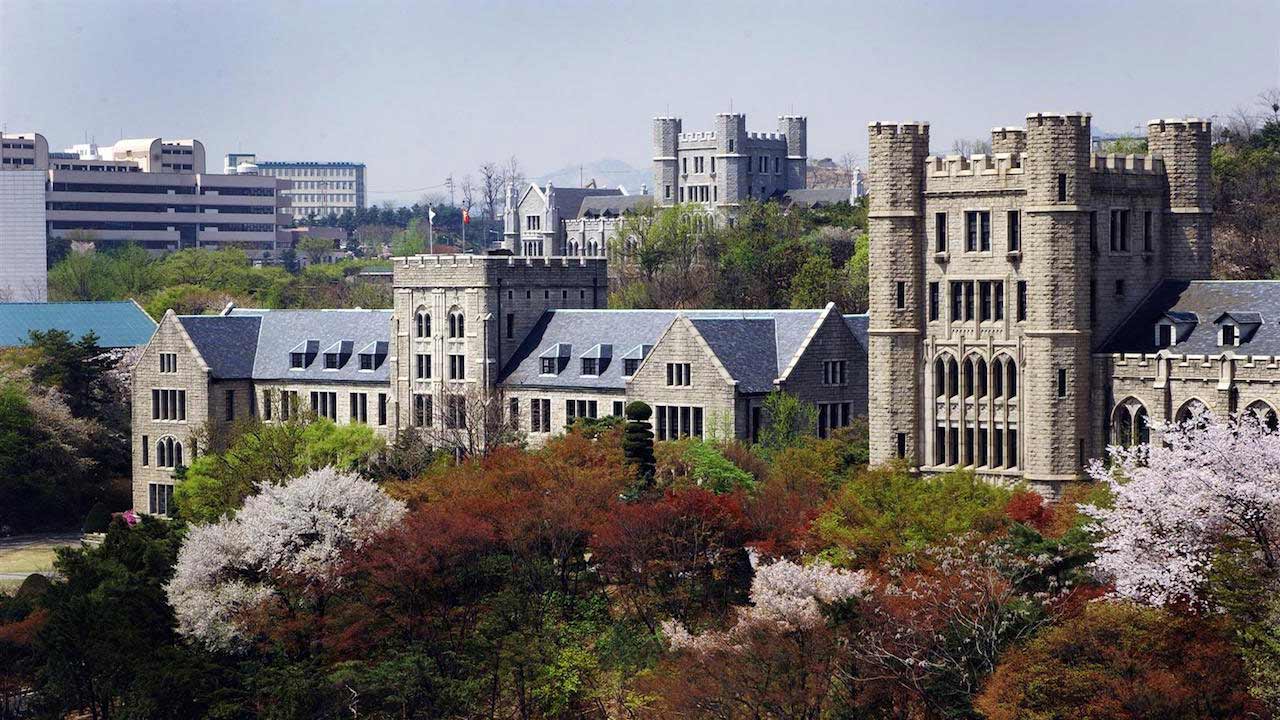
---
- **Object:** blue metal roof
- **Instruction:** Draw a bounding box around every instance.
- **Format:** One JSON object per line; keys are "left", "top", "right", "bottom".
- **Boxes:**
{"left": 0, "top": 301, "right": 157, "bottom": 348}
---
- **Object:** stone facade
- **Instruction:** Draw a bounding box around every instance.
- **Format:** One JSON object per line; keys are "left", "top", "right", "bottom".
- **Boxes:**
{"left": 866, "top": 111, "right": 1216, "bottom": 496}
{"left": 652, "top": 113, "right": 808, "bottom": 214}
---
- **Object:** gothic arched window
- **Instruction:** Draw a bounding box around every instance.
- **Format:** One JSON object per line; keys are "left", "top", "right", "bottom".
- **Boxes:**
{"left": 415, "top": 309, "right": 431, "bottom": 339}
{"left": 448, "top": 308, "right": 465, "bottom": 338}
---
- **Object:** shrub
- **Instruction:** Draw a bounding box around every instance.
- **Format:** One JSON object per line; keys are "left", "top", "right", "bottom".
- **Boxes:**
{"left": 82, "top": 502, "right": 111, "bottom": 533}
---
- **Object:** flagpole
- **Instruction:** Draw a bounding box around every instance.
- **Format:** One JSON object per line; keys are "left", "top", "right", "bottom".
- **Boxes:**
{"left": 427, "top": 205, "right": 435, "bottom": 254}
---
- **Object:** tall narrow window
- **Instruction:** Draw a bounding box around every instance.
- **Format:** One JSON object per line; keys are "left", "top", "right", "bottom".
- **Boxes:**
{"left": 895, "top": 281, "right": 906, "bottom": 310}
{"left": 896, "top": 433, "right": 907, "bottom": 459}
{"left": 980, "top": 212, "right": 991, "bottom": 251}
{"left": 935, "top": 212, "right": 947, "bottom": 252}
{"left": 1006, "top": 210, "right": 1020, "bottom": 252}
{"left": 1017, "top": 281, "right": 1027, "bottom": 322}
{"left": 415, "top": 310, "right": 431, "bottom": 338}
{"left": 965, "top": 211, "right": 978, "bottom": 252}
{"left": 506, "top": 313, "right": 515, "bottom": 339}
{"left": 979, "top": 281, "right": 992, "bottom": 322}
{"left": 928, "top": 282, "right": 940, "bottom": 321}
{"left": 994, "top": 282, "right": 1005, "bottom": 321}
{"left": 1057, "top": 368, "right": 1067, "bottom": 398}
{"left": 225, "top": 390, "right": 235, "bottom": 421}
{"left": 963, "top": 282, "right": 975, "bottom": 321}
{"left": 950, "top": 282, "right": 963, "bottom": 322}
{"left": 448, "top": 309, "right": 465, "bottom": 338}
{"left": 1143, "top": 210, "right": 1153, "bottom": 252}
{"left": 1057, "top": 174, "right": 1067, "bottom": 201}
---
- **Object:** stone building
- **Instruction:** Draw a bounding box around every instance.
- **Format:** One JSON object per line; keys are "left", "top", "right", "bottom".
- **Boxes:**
{"left": 652, "top": 113, "right": 808, "bottom": 212}
{"left": 500, "top": 181, "right": 651, "bottom": 258}
{"left": 865, "top": 112, "right": 1217, "bottom": 495}
{"left": 131, "top": 253, "right": 868, "bottom": 513}
{"left": 131, "top": 308, "right": 394, "bottom": 514}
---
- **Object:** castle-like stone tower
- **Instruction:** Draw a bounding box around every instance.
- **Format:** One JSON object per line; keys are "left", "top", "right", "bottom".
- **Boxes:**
{"left": 652, "top": 111, "right": 807, "bottom": 215}
{"left": 867, "top": 111, "right": 1212, "bottom": 496}
{"left": 1148, "top": 118, "right": 1213, "bottom": 279}
{"left": 866, "top": 122, "right": 930, "bottom": 464}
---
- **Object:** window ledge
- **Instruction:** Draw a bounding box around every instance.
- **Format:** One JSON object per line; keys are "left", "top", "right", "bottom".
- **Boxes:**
{"left": 933, "top": 251, "right": 950, "bottom": 262}
{"left": 1005, "top": 250, "right": 1022, "bottom": 260}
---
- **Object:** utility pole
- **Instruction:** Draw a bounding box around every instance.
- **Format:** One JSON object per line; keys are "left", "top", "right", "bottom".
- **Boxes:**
{"left": 445, "top": 175, "right": 455, "bottom": 207}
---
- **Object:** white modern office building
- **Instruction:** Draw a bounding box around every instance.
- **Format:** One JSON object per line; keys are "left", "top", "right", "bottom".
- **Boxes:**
{"left": 226, "top": 153, "right": 365, "bottom": 221}
{"left": 0, "top": 132, "right": 50, "bottom": 301}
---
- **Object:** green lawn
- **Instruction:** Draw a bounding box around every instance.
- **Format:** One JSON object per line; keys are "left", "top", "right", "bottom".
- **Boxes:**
{"left": 0, "top": 534, "right": 81, "bottom": 594}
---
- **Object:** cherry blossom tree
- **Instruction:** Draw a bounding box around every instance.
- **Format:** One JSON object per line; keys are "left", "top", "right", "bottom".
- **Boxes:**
{"left": 649, "top": 559, "right": 868, "bottom": 718}
{"left": 1085, "top": 409, "right": 1280, "bottom": 607}
{"left": 167, "top": 467, "right": 406, "bottom": 650}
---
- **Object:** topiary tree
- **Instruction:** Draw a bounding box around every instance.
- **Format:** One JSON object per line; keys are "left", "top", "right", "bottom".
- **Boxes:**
{"left": 82, "top": 501, "right": 111, "bottom": 533}
{"left": 622, "top": 401, "right": 656, "bottom": 498}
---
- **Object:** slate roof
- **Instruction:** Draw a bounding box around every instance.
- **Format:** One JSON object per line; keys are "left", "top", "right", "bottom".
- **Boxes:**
{"left": 0, "top": 301, "right": 156, "bottom": 348}
{"left": 577, "top": 194, "right": 652, "bottom": 217}
{"left": 783, "top": 187, "right": 852, "bottom": 208}
{"left": 547, "top": 187, "right": 623, "bottom": 218}
{"left": 689, "top": 318, "right": 779, "bottom": 392}
{"left": 499, "top": 308, "right": 829, "bottom": 392}
{"left": 178, "top": 315, "right": 262, "bottom": 378}
{"left": 1099, "top": 281, "right": 1280, "bottom": 355}
{"left": 842, "top": 314, "right": 870, "bottom": 352}
{"left": 178, "top": 309, "right": 392, "bottom": 382}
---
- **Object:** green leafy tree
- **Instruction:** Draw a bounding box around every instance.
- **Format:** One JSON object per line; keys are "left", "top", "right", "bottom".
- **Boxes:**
{"left": 26, "top": 329, "right": 115, "bottom": 419}
{"left": 296, "top": 235, "right": 336, "bottom": 265}
{"left": 812, "top": 465, "right": 1012, "bottom": 568}
{"left": 390, "top": 218, "right": 429, "bottom": 256}
{"left": 756, "top": 391, "right": 818, "bottom": 458}
{"left": 176, "top": 416, "right": 383, "bottom": 523}
{"left": 34, "top": 516, "right": 229, "bottom": 720}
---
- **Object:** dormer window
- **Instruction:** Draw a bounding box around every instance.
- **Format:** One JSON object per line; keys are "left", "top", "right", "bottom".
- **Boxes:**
{"left": 582, "top": 358, "right": 598, "bottom": 376}
{"left": 289, "top": 339, "right": 319, "bottom": 370}
{"left": 356, "top": 341, "right": 387, "bottom": 372}
{"left": 325, "top": 353, "right": 340, "bottom": 369}
{"left": 621, "top": 344, "right": 651, "bottom": 377}
{"left": 580, "top": 344, "right": 611, "bottom": 377}
{"left": 541, "top": 357, "right": 558, "bottom": 375}
{"left": 360, "top": 354, "right": 374, "bottom": 371}
{"left": 1157, "top": 323, "right": 1174, "bottom": 348}
{"left": 624, "top": 358, "right": 640, "bottom": 376}
{"left": 1214, "top": 312, "right": 1261, "bottom": 349}
{"left": 538, "top": 342, "right": 571, "bottom": 375}
{"left": 320, "top": 340, "right": 354, "bottom": 370}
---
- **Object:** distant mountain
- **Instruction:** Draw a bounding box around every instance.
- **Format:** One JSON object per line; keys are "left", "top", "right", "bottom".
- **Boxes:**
{"left": 535, "top": 159, "right": 651, "bottom": 194}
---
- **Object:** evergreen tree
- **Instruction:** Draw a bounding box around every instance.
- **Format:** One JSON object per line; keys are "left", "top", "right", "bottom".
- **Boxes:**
{"left": 622, "top": 401, "right": 656, "bottom": 497}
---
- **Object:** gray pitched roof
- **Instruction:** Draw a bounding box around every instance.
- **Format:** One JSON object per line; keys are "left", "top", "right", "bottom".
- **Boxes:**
{"left": 689, "top": 318, "right": 778, "bottom": 392}
{"left": 548, "top": 187, "right": 622, "bottom": 218}
{"left": 180, "top": 309, "right": 391, "bottom": 382}
{"left": 842, "top": 314, "right": 869, "bottom": 352}
{"left": 577, "top": 194, "right": 652, "bottom": 218}
{"left": 499, "top": 308, "right": 826, "bottom": 392}
{"left": 1100, "top": 281, "right": 1280, "bottom": 355}
{"left": 783, "top": 187, "right": 852, "bottom": 208}
{"left": 237, "top": 309, "right": 393, "bottom": 382}
{"left": 178, "top": 315, "right": 262, "bottom": 379}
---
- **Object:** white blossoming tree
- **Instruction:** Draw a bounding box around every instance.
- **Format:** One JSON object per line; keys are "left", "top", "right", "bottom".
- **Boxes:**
{"left": 661, "top": 558, "right": 867, "bottom": 651}
{"left": 1085, "top": 409, "right": 1280, "bottom": 607}
{"left": 167, "top": 466, "right": 406, "bottom": 650}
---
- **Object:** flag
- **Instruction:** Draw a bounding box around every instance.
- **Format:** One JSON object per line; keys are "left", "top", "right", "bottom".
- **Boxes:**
{"left": 428, "top": 207, "right": 437, "bottom": 224}
{"left": 462, "top": 209, "right": 471, "bottom": 225}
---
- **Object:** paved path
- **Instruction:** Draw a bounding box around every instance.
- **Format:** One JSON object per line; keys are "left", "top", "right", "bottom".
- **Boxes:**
{"left": 0, "top": 532, "right": 83, "bottom": 550}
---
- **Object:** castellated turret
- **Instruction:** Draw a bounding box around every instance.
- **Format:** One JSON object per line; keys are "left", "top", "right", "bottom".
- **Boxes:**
{"left": 652, "top": 117, "right": 681, "bottom": 205}
{"left": 990, "top": 127, "right": 1027, "bottom": 155}
{"left": 1148, "top": 118, "right": 1213, "bottom": 280}
{"left": 1020, "top": 112, "right": 1094, "bottom": 486}
{"left": 866, "top": 121, "right": 930, "bottom": 466}
{"left": 779, "top": 115, "right": 808, "bottom": 189}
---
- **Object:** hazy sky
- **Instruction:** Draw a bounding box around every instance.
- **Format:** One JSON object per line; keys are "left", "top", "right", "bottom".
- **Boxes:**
{"left": 3, "top": 0, "right": 1279, "bottom": 205}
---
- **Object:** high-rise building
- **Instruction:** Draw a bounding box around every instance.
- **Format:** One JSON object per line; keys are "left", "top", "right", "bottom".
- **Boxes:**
{"left": 226, "top": 153, "right": 366, "bottom": 221}
{"left": 0, "top": 132, "right": 50, "bottom": 301}
{"left": 15, "top": 136, "right": 296, "bottom": 260}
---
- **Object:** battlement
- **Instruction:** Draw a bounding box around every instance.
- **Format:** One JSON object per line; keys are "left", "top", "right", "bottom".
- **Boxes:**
{"left": 991, "top": 126, "right": 1026, "bottom": 137}
{"left": 1025, "top": 112, "right": 1092, "bottom": 127}
{"left": 1147, "top": 118, "right": 1212, "bottom": 134}
{"left": 746, "top": 131, "right": 787, "bottom": 142}
{"left": 926, "top": 153, "right": 1025, "bottom": 177}
{"left": 868, "top": 121, "right": 930, "bottom": 137}
{"left": 677, "top": 131, "right": 717, "bottom": 142}
{"left": 394, "top": 253, "right": 606, "bottom": 269}
{"left": 1089, "top": 153, "right": 1165, "bottom": 175}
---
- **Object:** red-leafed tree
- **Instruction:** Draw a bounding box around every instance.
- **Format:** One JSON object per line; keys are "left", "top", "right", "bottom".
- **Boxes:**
{"left": 592, "top": 488, "right": 753, "bottom": 632}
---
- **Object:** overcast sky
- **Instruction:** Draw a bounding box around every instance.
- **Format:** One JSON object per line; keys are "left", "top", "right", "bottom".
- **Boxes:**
{"left": 3, "top": 0, "right": 1278, "bottom": 205}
